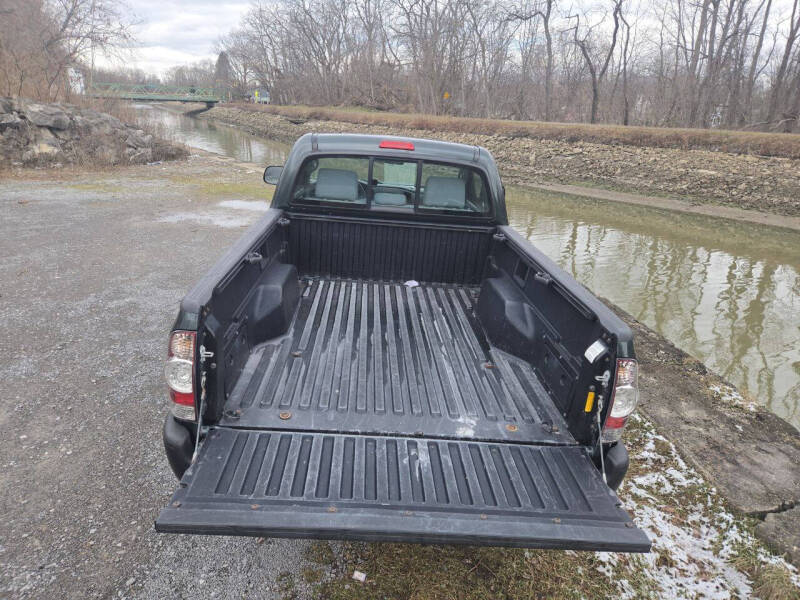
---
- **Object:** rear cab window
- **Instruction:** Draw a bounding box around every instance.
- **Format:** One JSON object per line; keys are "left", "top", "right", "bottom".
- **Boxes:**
{"left": 290, "top": 155, "right": 491, "bottom": 217}
{"left": 292, "top": 157, "right": 370, "bottom": 206}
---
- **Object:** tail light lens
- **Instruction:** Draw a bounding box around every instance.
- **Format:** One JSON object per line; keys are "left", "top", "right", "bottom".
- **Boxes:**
{"left": 602, "top": 358, "right": 639, "bottom": 443}
{"left": 165, "top": 331, "right": 196, "bottom": 421}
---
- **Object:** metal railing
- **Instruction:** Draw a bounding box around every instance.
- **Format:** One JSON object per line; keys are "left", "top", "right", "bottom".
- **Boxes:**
{"left": 87, "top": 82, "right": 222, "bottom": 103}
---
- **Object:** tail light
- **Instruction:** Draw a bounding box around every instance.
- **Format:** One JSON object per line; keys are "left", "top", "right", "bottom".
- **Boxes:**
{"left": 165, "top": 331, "right": 196, "bottom": 421}
{"left": 602, "top": 358, "right": 639, "bottom": 443}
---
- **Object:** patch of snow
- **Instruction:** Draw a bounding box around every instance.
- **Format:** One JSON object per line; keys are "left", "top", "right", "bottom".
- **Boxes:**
{"left": 598, "top": 418, "right": 800, "bottom": 598}
{"left": 709, "top": 384, "right": 758, "bottom": 412}
{"left": 455, "top": 416, "right": 476, "bottom": 438}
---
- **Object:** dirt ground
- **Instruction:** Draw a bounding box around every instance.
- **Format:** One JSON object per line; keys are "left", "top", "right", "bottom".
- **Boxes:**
{"left": 1, "top": 155, "right": 798, "bottom": 599}
{"left": 203, "top": 105, "right": 800, "bottom": 218}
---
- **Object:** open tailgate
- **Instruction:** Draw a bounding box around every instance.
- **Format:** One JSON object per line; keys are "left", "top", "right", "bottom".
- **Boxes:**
{"left": 156, "top": 428, "right": 650, "bottom": 551}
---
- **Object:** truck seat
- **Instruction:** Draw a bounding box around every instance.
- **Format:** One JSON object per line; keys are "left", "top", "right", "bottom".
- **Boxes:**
{"left": 422, "top": 176, "right": 466, "bottom": 209}
{"left": 314, "top": 168, "right": 359, "bottom": 202}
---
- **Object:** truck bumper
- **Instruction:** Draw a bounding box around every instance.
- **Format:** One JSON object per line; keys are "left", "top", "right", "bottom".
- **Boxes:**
{"left": 163, "top": 414, "right": 195, "bottom": 479}
{"left": 599, "top": 443, "right": 630, "bottom": 491}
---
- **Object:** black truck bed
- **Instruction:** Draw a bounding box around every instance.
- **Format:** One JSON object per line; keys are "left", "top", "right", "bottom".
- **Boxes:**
{"left": 158, "top": 279, "right": 648, "bottom": 550}
{"left": 220, "top": 278, "right": 573, "bottom": 446}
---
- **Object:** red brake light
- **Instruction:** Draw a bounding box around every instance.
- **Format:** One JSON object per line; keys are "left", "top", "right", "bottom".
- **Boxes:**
{"left": 379, "top": 140, "right": 414, "bottom": 151}
{"left": 165, "top": 331, "right": 196, "bottom": 420}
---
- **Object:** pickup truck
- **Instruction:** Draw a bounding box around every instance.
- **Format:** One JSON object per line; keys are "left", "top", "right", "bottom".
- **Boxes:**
{"left": 156, "top": 134, "right": 650, "bottom": 552}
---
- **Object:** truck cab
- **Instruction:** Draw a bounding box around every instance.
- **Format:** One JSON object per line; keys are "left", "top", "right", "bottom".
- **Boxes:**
{"left": 156, "top": 133, "right": 649, "bottom": 552}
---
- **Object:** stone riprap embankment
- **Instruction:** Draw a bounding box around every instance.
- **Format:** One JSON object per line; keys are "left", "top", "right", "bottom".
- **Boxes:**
{"left": 0, "top": 98, "right": 186, "bottom": 167}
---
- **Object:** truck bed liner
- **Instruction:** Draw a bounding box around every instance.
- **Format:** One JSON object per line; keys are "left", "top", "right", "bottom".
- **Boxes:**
{"left": 221, "top": 279, "right": 573, "bottom": 445}
{"left": 156, "top": 428, "right": 650, "bottom": 551}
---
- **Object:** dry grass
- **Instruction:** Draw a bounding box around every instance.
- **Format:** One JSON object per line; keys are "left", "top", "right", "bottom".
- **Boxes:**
{"left": 305, "top": 542, "right": 640, "bottom": 600}
{"left": 729, "top": 541, "right": 800, "bottom": 600}
{"left": 237, "top": 103, "right": 800, "bottom": 159}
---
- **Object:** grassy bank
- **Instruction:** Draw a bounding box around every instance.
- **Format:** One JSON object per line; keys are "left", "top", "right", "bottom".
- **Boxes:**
{"left": 237, "top": 103, "right": 800, "bottom": 159}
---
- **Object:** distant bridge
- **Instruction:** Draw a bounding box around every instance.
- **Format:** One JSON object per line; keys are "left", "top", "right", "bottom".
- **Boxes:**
{"left": 87, "top": 82, "right": 222, "bottom": 104}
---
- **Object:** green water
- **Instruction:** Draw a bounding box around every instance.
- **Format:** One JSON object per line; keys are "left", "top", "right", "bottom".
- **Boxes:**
{"left": 507, "top": 188, "right": 800, "bottom": 428}
{"left": 134, "top": 103, "right": 290, "bottom": 164}
{"left": 146, "top": 104, "right": 800, "bottom": 429}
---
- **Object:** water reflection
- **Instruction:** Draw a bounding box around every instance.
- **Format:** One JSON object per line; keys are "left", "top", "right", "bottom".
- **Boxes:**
{"left": 133, "top": 104, "right": 290, "bottom": 165}
{"left": 507, "top": 188, "right": 800, "bottom": 428}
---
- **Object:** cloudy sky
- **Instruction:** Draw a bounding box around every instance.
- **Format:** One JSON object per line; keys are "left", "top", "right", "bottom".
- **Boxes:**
{"left": 97, "top": 0, "right": 250, "bottom": 75}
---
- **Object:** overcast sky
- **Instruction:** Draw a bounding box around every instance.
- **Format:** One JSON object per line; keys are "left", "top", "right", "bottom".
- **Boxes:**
{"left": 97, "top": 0, "right": 250, "bottom": 75}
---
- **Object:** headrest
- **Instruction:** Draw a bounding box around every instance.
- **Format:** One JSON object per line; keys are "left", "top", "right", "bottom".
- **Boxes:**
{"left": 422, "top": 176, "right": 466, "bottom": 209}
{"left": 315, "top": 168, "right": 358, "bottom": 201}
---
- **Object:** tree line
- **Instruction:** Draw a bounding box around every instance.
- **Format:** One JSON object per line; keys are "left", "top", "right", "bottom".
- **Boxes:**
{"left": 2, "top": 0, "right": 800, "bottom": 132}
{"left": 214, "top": 0, "right": 800, "bottom": 131}
{"left": 0, "top": 0, "right": 134, "bottom": 100}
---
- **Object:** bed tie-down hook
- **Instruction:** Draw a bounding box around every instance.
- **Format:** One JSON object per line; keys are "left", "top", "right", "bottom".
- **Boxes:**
{"left": 245, "top": 251, "right": 263, "bottom": 265}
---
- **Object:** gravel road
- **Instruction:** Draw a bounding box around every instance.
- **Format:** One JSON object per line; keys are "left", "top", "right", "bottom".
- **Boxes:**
{"left": 0, "top": 156, "right": 318, "bottom": 599}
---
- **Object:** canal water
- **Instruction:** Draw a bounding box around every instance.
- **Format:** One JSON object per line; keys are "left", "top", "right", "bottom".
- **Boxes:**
{"left": 134, "top": 103, "right": 290, "bottom": 164}
{"left": 139, "top": 105, "right": 800, "bottom": 429}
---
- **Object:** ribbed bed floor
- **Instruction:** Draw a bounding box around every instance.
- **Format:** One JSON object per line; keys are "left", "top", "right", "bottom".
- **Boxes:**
{"left": 221, "top": 279, "right": 573, "bottom": 445}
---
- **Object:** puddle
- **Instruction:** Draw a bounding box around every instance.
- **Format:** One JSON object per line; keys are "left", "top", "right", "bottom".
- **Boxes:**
{"left": 159, "top": 212, "right": 256, "bottom": 229}
{"left": 218, "top": 200, "right": 270, "bottom": 211}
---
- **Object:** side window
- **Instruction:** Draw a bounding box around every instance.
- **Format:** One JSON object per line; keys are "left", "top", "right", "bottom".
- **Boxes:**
{"left": 371, "top": 159, "right": 417, "bottom": 209}
{"left": 292, "top": 157, "right": 369, "bottom": 205}
{"left": 419, "top": 162, "right": 490, "bottom": 214}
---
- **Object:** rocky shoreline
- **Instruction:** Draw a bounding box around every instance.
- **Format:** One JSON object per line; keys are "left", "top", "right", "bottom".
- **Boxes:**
{"left": 0, "top": 98, "right": 186, "bottom": 168}
{"left": 200, "top": 104, "right": 800, "bottom": 219}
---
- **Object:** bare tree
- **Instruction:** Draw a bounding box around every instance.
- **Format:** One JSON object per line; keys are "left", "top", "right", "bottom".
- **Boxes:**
{"left": 151, "top": 0, "right": 800, "bottom": 130}
{"left": 766, "top": 0, "right": 800, "bottom": 127}
{"left": 507, "top": 0, "right": 556, "bottom": 120}
{"left": 0, "top": 0, "right": 134, "bottom": 100}
{"left": 568, "top": 0, "right": 623, "bottom": 123}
